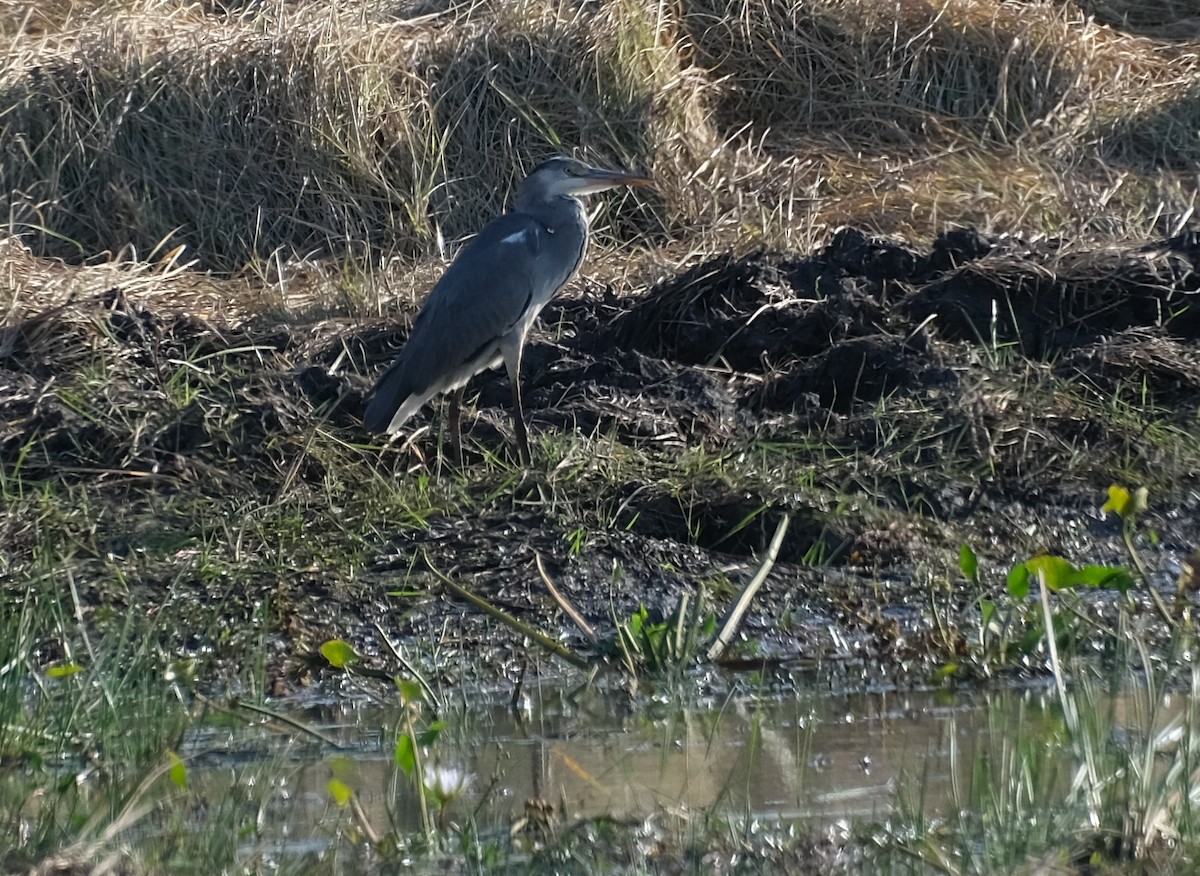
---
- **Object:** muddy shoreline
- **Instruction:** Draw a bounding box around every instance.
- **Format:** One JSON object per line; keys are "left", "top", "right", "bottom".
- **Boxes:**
{"left": 3, "top": 228, "right": 1199, "bottom": 688}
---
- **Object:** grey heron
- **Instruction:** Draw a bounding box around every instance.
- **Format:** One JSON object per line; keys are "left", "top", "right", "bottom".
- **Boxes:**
{"left": 363, "top": 156, "right": 652, "bottom": 464}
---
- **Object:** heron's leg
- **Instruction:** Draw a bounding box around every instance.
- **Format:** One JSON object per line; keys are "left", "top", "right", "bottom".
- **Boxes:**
{"left": 509, "top": 379, "right": 532, "bottom": 465}
{"left": 447, "top": 386, "right": 465, "bottom": 468}
{"left": 504, "top": 348, "right": 532, "bottom": 466}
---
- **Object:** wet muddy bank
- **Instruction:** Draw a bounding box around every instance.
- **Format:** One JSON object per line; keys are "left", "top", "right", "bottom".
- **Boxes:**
{"left": 3, "top": 228, "right": 1199, "bottom": 688}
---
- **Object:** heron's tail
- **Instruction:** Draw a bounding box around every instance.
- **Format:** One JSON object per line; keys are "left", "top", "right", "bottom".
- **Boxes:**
{"left": 362, "top": 359, "right": 427, "bottom": 433}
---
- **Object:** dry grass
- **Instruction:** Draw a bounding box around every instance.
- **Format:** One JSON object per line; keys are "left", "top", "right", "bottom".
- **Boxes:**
{"left": 0, "top": 0, "right": 1197, "bottom": 490}
{"left": 1070, "top": 0, "right": 1200, "bottom": 38}
{"left": 1, "top": 3, "right": 442, "bottom": 269}
{"left": 0, "top": 0, "right": 1195, "bottom": 280}
{"left": 0, "top": 0, "right": 709, "bottom": 271}
{"left": 683, "top": 0, "right": 1092, "bottom": 144}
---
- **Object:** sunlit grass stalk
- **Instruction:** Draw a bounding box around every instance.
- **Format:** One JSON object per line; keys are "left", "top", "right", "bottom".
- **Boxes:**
{"left": 707, "top": 513, "right": 789, "bottom": 661}
{"left": 536, "top": 551, "right": 598, "bottom": 644}
{"left": 402, "top": 700, "right": 434, "bottom": 845}
{"left": 1035, "top": 566, "right": 1101, "bottom": 829}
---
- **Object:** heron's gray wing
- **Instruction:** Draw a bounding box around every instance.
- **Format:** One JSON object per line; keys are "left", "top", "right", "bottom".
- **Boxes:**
{"left": 363, "top": 214, "right": 552, "bottom": 432}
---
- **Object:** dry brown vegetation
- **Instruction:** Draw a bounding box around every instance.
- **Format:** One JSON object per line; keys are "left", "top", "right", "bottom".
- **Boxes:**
{"left": 1, "top": 0, "right": 1198, "bottom": 643}
{"left": 1, "top": 0, "right": 1197, "bottom": 558}
{"left": 0, "top": 0, "right": 1197, "bottom": 279}
{"left": 3, "top": 5, "right": 1200, "bottom": 871}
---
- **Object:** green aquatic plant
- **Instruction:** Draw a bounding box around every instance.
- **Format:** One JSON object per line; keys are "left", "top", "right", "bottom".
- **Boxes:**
{"left": 880, "top": 655, "right": 1200, "bottom": 873}
{"left": 614, "top": 597, "right": 716, "bottom": 676}
{"left": 951, "top": 485, "right": 1173, "bottom": 680}
{"left": 319, "top": 638, "right": 470, "bottom": 851}
{"left": 885, "top": 487, "right": 1200, "bottom": 871}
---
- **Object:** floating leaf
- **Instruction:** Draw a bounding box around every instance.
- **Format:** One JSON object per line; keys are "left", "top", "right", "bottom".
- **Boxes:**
{"left": 1009, "top": 556, "right": 1134, "bottom": 596}
{"left": 395, "top": 736, "right": 416, "bottom": 775}
{"left": 1068, "top": 564, "right": 1135, "bottom": 594}
{"left": 395, "top": 678, "right": 423, "bottom": 704}
{"left": 1025, "top": 556, "right": 1074, "bottom": 592}
{"left": 168, "top": 753, "right": 188, "bottom": 790}
{"left": 327, "top": 778, "right": 352, "bottom": 807}
{"left": 959, "top": 545, "right": 978, "bottom": 583}
{"left": 319, "top": 640, "right": 358, "bottom": 669}
{"left": 1006, "top": 564, "right": 1030, "bottom": 599}
{"left": 418, "top": 720, "right": 446, "bottom": 748}
{"left": 46, "top": 662, "right": 84, "bottom": 679}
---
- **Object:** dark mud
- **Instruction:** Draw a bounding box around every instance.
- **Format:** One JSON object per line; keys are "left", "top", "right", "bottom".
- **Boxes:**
{"left": 3, "top": 228, "right": 1199, "bottom": 687}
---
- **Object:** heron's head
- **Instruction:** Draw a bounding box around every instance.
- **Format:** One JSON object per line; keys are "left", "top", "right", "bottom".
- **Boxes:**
{"left": 515, "top": 157, "right": 652, "bottom": 208}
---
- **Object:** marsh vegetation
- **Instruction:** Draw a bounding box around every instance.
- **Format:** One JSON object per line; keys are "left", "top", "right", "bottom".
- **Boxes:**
{"left": 2, "top": 0, "right": 1199, "bottom": 872}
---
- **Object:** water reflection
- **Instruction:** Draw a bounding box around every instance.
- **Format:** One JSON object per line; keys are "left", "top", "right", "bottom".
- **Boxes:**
{"left": 186, "top": 682, "right": 1045, "bottom": 852}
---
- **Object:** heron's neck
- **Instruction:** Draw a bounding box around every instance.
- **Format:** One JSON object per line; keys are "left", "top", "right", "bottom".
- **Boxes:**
{"left": 520, "top": 194, "right": 587, "bottom": 236}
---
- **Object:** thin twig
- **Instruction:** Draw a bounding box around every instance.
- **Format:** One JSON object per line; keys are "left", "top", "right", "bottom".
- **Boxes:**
{"left": 374, "top": 620, "right": 443, "bottom": 710}
{"left": 706, "top": 514, "right": 790, "bottom": 662}
{"left": 349, "top": 792, "right": 383, "bottom": 846}
{"left": 536, "top": 552, "right": 597, "bottom": 643}
{"left": 1125, "top": 522, "right": 1176, "bottom": 627}
{"left": 424, "top": 551, "right": 590, "bottom": 670}
{"left": 230, "top": 697, "right": 347, "bottom": 749}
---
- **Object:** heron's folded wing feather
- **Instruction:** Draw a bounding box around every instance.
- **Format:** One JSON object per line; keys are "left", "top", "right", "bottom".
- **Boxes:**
{"left": 363, "top": 215, "right": 549, "bottom": 430}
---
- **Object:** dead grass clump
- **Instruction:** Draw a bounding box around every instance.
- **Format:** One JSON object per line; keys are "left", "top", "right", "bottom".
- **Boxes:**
{"left": 0, "top": 0, "right": 107, "bottom": 36}
{"left": 680, "top": 0, "right": 1092, "bottom": 145}
{"left": 811, "top": 145, "right": 1088, "bottom": 239}
{"left": 414, "top": 0, "right": 713, "bottom": 244}
{"left": 3, "top": 0, "right": 1195, "bottom": 265}
{"left": 0, "top": 1, "right": 705, "bottom": 270}
{"left": 1058, "top": 327, "right": 1200, "bottom": 406}
{"left": 949, "top": 366, "right": 1108, "bottom": 486}
{"left": 610, "top": 251, "right": 802, "bottom": 367}
{"left": 1060, "top": 17, "right": 1200, "bottom": 172}
{"left": 761, "top": 331, "right": 932, "bottom": 412}
{"left": 0, "top": 278, "right": 345, "bottom": 491}
{"left": 0, "top": 235, "right": 273, "bottom": 320}
{"left": 1090, "top": 80, "right": 1200, "bottom": 171}
{"left": 901, "top": 244, "right": 1200, "bottom": 356}
{"left": 668, "top": 0, "right": 1199, "bottom": 243}
{"left": 1069, "top": 0, "right": 1200, "bottom": 39}
{"left": 1, "top": 7, "right": 443, "bottom": 270}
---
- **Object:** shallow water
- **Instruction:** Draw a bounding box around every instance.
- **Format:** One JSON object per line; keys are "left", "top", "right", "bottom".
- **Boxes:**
{"left": 178, "top": 678, "right": 1100, "bottom": 862}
